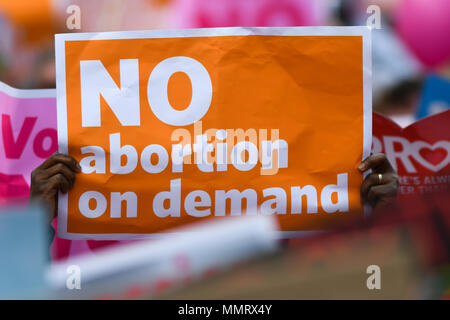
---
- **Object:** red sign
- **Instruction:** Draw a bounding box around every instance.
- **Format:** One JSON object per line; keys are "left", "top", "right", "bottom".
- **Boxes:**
{"left": 372, "top": 111, "right": 450, "bottom": 197}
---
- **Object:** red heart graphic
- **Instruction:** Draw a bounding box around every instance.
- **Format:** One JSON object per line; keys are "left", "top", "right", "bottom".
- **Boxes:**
{"left": 419, "top": 147, "right": 448, "bottom": 166}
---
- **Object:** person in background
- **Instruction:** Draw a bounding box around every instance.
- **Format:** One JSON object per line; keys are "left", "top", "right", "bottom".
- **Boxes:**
{"left": 374, "top": 78, "right": 423, "bottom": 127}
{"left": 29, "top": 152, "right": 399, "bottom": 228}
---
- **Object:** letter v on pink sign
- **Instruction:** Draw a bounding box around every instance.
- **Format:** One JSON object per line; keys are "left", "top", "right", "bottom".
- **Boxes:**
{"left": 2, "top": 114, "right": 37, "bottom": 159}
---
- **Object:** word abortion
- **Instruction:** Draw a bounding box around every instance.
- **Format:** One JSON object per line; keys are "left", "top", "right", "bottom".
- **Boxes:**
{"left": 79, "top": 130, "right": 288, "bottom": 176}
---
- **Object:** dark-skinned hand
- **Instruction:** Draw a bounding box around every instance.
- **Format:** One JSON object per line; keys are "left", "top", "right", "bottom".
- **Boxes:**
{"left": 29, "top": 152, "right": 81, "bottom": 221}
{"left": 359, "top": 153, "right": 399, "bottom": 209}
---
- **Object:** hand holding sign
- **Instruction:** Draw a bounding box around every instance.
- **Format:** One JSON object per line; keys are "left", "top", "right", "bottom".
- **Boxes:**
{"left": 30, "top": 152, "right": 81, "bottom": 220}
{"left": 359, "top": 153, "right": 399, "bottom": 209}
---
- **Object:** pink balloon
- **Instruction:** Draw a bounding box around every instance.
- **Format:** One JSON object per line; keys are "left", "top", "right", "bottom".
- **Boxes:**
{"left": 395, "top": 0, "right": 450, "bottom": 68}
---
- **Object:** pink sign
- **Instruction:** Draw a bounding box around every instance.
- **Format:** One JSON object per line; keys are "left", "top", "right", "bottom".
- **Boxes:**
{"left": 0, "top": 82, "right": 57, "bottom": 206}
{"left": 174, "top": 0, "right": 326, "bottom": 29}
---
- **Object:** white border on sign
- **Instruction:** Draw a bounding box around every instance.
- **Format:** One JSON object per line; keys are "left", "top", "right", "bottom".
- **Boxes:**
{"left": 0, "top": 81, "right": 56, "bottom": 98}
{"left": 55, "top": 26, "right": 372, "bottom": 240}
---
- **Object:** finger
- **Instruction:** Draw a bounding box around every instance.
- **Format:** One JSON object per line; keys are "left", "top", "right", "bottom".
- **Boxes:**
{"left": 358, "top": 153, "right": 394, "bottom": 173}
{"left": 41, "top": 162, "right": 76, "bottom": 183}
{"left": 39, "top": 152, "right": 81, "bottom": 173}
{"left": 367, "top": 183, "right": 398, "bottom": 207}
{"left": 361, "top": 172, "right": 398, "bottom": 203}
{"left": 360, "top": 173, "right": 382, "bottom": 202}
{"left": 47, "top": 173, "right": 72, "bottom": 194}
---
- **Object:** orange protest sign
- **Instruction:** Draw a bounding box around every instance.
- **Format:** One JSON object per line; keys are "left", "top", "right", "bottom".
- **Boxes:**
{"left": 55, "top": 27, "right": 372, "bottom": 239}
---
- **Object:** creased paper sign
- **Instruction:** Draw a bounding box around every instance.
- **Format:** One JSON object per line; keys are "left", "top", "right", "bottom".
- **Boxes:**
{"left": 55, "top": 27, "right": 372, "bottom": 240}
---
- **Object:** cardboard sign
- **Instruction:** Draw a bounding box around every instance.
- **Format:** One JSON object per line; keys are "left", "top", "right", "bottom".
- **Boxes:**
{"left": 55, "top": 27, "right": 372, "bottom": 239}
{"left": 0, "top": 81, "right": 57, "bottom": 206}
{"left": 372, "top": 111, "right": 450, "bottom": 196}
